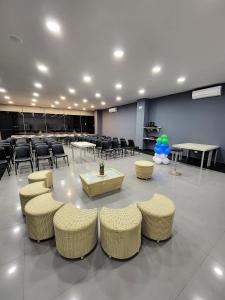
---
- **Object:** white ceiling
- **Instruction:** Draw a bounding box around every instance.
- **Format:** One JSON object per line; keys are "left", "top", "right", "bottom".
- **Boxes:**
{"left": 0, "top": 0, "right": 225, "bottom": 110}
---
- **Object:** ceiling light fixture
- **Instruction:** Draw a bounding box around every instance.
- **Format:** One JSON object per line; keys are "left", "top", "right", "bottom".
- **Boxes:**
{"left": 32, "top": 98, "right": 37, "bottom": 102}
{"left": 68, "top": 88, "right": 76, "bottom": 94}
{"left": 91, "top": 105, "right": 95, "bottom": 108}
{"left": 95, "top": 93, "right": 101, "bottom": 98}
{"left": 60, "top": 95, "right": 66, "bottom": 100}
{"left": 177, "top": 76, "right": 186, "bottom": 83}
{"left": 83, "top": 108, "right": 86, "bottom": 111}
{"left": 101, "top": 101, "right": 106, "bottom": 105}
{"left": 0, "top": 88, "right": 6, "bottom": 93}
{"left": 113, "top": 48, "right": 124, "bottom": 59}
{"left": 51, "top": 104, "right": 55, "bottom": 108}
{"left": 45, "top": 19, "right": 61, "bottom": 35}
{"left": 31, "top": 103, "right": 36, "bottom": 106}
{"left": 4, "top": 95, "right": 10, "bottom": 100}
{"left": 138, "top": 89, "right": 146, "bottom": 95}
{"left": 8, "top": 101, "right": 14, "bottom": 104}
{"left": 37, "top": 63, "right": 49, "bottom": 73}
{"left": 152, "top": 65, "right": 162, "bottom": 74}
{"left": 116, "top": 96, "right": 122, "bottom": 101}
{"left": 33, "top": 82, "right": 42, "bottom": 89}
{"left": 83, "top": 99, "right": 88, "bottom": 103}
{"left": 32, "top": 92, "right": 39, "bottom": 97}
{"left": 54, "top": 101, "right": 59, "bottom": 105}
{"left": 74, "top": 103, "right": 78, "bottom": 107}
{"left": 115, "top": 83, "right": 122, "bottom": 90}
{"left": 83, "top": 74, "right": 92, "bottom": 83}
{"left": 68, "top": 106, "right": 71, "bottom": 109}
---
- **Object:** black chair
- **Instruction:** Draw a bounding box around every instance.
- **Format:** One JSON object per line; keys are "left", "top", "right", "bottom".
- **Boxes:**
{"left": 101, "top": 141, "right": 114, "bottom": 159}
{"left": 111, "top": 140, "right": 123, "bottom": 157}
{"left": 0, "top": 147, "right": 10, "bottom": 176}
{"left": 120, "top": 139, "right": 130, "bottom": 156}
{"left": 52, "top": 144, "right": 69, "bottom": 168}
{"left": 128, "top": 139, "right": 139, "bottom": 155}
{"left": 14, "top": 146, "right": 33, "bottom": 175}
{"left": 0, "top": 144, "right": 14, "bottom": 165}
{"left": 36, "top": 145, "right": 53, "bottom": 170}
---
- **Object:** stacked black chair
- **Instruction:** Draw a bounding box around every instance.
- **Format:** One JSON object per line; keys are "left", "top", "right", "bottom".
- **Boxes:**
{"left": 14, "top": 146, "right": 33, "bottom": 175}
{"left": 120, "top": 139, "right": 130, "bottom": 156}
{"left": 101, "top": 141, "right": 114, "bottom": 159}
{"left": 52, "top": 144, "right": 69, "bottom": 168}
{"left": 0, "top": 143, "right": 14, "bottom": 165}
{"left": 112, "top": 140, "right": 123, "bottom": 157}
{"left": 36, "top": 145, "right": 53, "bottom": 170}
{"left": 128, "top": 139, "right": 138, "bottom": 155}
{"left": 0, "top": 147, "right": 11, "bottom": 176}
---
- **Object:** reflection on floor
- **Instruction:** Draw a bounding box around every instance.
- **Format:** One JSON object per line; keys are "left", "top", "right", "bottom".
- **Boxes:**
{"left": 0, "top": 146, "right": 225, "bottom": 300}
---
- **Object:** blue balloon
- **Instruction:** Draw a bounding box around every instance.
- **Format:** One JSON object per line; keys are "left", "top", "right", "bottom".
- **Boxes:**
{"left": 156, "top": 146, "right": 163, "bottom": 154}
{"left": 164, "top": 148, "right": 170, "bottom": 155}
{"left": 161, "top": 144, "right": 168, "bottom": 150}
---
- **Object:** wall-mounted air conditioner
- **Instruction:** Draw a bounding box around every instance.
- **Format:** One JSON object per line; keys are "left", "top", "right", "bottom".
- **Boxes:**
{"left": 109, "top": 107, "right": 117, "bottom": 113}
{"left": 192, "top": 86, "right": 222, "bottom": 99}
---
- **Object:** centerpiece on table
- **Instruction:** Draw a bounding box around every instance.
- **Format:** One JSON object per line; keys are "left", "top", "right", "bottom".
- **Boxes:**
{"left": 99, "top": 162, "right": 105, "bottom": 176}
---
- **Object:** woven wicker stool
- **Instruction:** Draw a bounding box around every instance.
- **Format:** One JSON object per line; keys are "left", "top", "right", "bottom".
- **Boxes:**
{"left": 137, "top": 193, "right": 176, "bottom": 242}
{"left": 28, "top": 170, "right": 53, "bottom": 188}
{"left": 25, "top": 193, "right": 63, "bottom": 242}
{"left": 53, "top": 203, "right": 98, "bottom": 259}
{"left": 135, "top": 160, "right": 154, "bottom": 179}
{"left": 100, "top": 205, "right": 142, "bottom": 259}
{"left": 19, "top": 181, "right": 51, "bottom": 215}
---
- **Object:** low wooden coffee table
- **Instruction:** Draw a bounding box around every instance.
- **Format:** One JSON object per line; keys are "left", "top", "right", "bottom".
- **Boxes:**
{"left": 80, "top": 168, "right": 125, "bottom": 197}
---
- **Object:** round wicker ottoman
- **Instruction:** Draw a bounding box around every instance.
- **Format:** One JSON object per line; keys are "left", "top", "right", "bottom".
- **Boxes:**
{"left": 137, "top": 193, "right": 176, "bottom": 242}
{"left": 25, "top": 193, "right": 63, "bottom": 242}
{"left": 19, "top": 181, "right": 51, "bottom": 215}
{"left": 53, "top": 203, "right": 98, "bottom": 259}
{"left": 100, "top": 205, "right": 142, "bottom": 259}
{"left": 135, "top": 160, "right": 154, "bottom": 179}
{"left": 28, "top": 170, "right": 53, "bottom": 188}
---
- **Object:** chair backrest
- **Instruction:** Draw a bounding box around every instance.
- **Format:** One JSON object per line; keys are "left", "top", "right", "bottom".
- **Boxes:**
{"left": 101, "top": 141, "right": 109, "bottom": 150}
{"left": 0, "top": 144, "right": 12, "bottom": 157}
{"left": 96, "top": 140, "right": 102, "bottom": 147}
{"left": 120, "top": 139, "right": 127, "bottom": 148}
{"left": 16, "top": 138, "right": 27, "bottom": 144}
{"left": 52, "top": 144, "right": 65, "bottom": 155}
{"left": 36, "top": 145, "right": 50, "bottom": 156}
{"left": 0, "top": 147, "right": 7, "bottom": 161}
{"left": 15, "top": 146, "right": 31, "bottom": 159}
{"left": 128, "top": 139, "right": 135, "bottom": 147}
{"left": 112, "top": 140, "right": 119, "bottom": 148}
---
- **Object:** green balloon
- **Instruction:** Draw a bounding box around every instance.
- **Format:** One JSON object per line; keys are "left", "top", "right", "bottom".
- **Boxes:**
{"left": 161, "top": 134, "right": 168, "bottom": 139}
{"left": 156, "top": 137, "right": 162, "bottom": 144}
{"left": 161, "top": 137, "right": 168, "bottom": 144}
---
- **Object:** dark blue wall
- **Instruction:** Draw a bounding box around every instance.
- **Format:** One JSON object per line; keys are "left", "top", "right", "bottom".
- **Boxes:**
{"left": 148, "top": 86, "right": 225, "bottom": 162}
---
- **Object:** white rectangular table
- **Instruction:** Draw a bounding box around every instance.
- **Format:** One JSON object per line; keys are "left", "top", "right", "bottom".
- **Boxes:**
{"left": 172, "top": 143, "right": 219, "bottom": 169}
{"left": 71, "top": 142, "right": 96, "bottom": 161}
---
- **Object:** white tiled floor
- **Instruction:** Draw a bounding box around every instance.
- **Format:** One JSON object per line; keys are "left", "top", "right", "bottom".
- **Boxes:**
{"left": 0, "top": 146, "right": 225, "bottom": 300}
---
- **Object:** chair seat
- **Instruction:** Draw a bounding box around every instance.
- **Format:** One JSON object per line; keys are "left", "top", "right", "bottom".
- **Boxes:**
{"left": 15, "top": 158, "right": 31, "bottom": 162}
{"left": 37, "top": 155, "right": 51, "bottom": 159}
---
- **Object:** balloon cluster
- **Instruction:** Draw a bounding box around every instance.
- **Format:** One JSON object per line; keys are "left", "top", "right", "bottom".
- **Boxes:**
{"left": 153, "top": 134, "right": 170, "bottom": 164}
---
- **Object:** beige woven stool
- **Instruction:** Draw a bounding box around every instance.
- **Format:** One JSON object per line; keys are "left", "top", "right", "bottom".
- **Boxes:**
{"left": 19, "top": 181, "right": 51, "bottom": 215}
{"left": 53, "top": 203, "right": 98, "bottom": 259}
{"left": 100, "top": 205, "right": 142, "bottom": 259}
{"left": 28, "top": 170, "right": 53, "bottom": 188}
{"left": 25, "top": 193, "right": 63, "bottom": 242}
{"left": 135, "top": 160, "right": 154, "bottom": 179}
{"left": 137, "top": 193, "right": 176, "bottom": 242}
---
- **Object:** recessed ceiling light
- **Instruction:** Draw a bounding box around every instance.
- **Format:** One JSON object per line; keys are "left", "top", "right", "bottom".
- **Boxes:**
{"left": 83, "top": 99, "right": 88, "bottom": 103}
{"left": 8, "top": 101, "right": 14, "bottom": 104}
{"left": 51, "top": 104, "right": 55, "bottom": 108}
{"left": 101, "top": 101, "right": 106, "bottom": 105}
{"left": 54, "top": 101, "right": 59, "bottom": 105}
{"left": 83, "top": 108, "right": 86, "bottom": 111}
{"left": 4, "top": 95, "right": 10, "bottom": 100}
{"left": 74, "top": 103, "right": 78, "bottom": 107}
{"left": 113, "top": 48, "right": 124, "bottom": 59}
{"left": 115, "top": 83, "right": 122, "bottom": 90}
{"left": 116, "top": 96, "right": 122, "bottom": 101}
{"left": 32, "top": 98, "right": 37, "bottom": 102}
{"left": 45, "top": 19, "right": 61, "bottom": 35}
{"left": 68, "top": 88, "right": 76, "bottom": 94}
{"left": 152, "top": 65, "right": 162, "bottom": 74}
{"left": 177, "top": 76, "right": 186, "bottom": 83}
{"left": 95, "top": 93, "right": 101, "bottom": 98}
{"left": 91, "top": 105, "right": 95, "bottom": 108}
{"left": 31, "top": 103, "right": 36, "bottom": 106}
{"left": 32, "top": 92, "right": 39, "bottom": 97}
{"left": 0, "top": 88, "right": 6, "bottom": 93}
{"left": 68, "top": 106, "right": 71, "bottom": 109}
{"left": 60, "top": 95, "right": 66, "bottom": 100}
{"left": 37, "top": 63, "right": 48, "bottom": 73}
{"left": 138, "top": 89, "right": 146, "bottom": 95}
{"left": 33, "top": 82, "right": 42, "bottom": 89}
{"left": 83, "top": 74, "right": 92, "bottom": 83}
